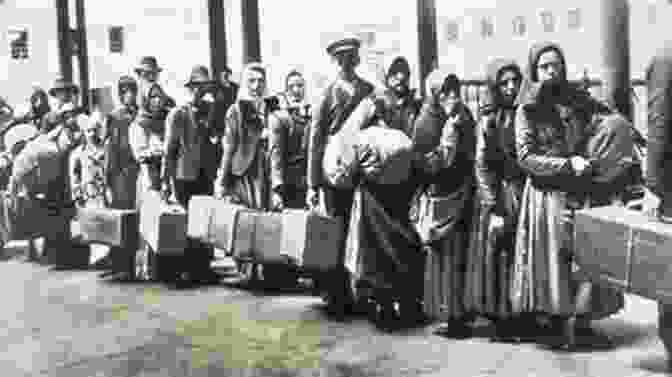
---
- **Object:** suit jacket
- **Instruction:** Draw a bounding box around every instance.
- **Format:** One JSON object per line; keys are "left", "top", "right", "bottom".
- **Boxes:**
{"left": 307, "top": 77, "right": 374, "bottom": 189}
{"left": 268, "top": 105, "right": 310, "bottom": 193}
{"left": 218, "top": 98, "right": 279, "bottom": 188}
{"left": 104, "top": 106, "right": 137, "bottom": 185}
{"left": 209, "top": 82, "right": 239, "bottom": 137}
{"left": 162, "top": 104, "right": 216, "bottom": 181}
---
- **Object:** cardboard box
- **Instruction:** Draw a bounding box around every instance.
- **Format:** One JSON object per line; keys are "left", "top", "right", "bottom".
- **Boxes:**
{"left": 574, "top": 205, "right": 672, "bottom": 303}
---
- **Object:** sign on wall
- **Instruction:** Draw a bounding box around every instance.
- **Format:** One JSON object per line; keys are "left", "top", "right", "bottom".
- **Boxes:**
{"left": 7, "top": 28, "right": 28, "bottom": 59}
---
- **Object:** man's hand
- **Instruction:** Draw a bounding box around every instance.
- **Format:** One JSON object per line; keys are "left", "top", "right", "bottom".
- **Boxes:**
{"left": 642, "top": 187, "right": 662, "bottom": 219}
{"left": 306, "top": 187, "right": 320, "bottom": 210}
{"left": 161, "top": 180, "right": 172, "bottom": 202}
{"left": 271, "top": 192, "right": 284, "bottom": 212}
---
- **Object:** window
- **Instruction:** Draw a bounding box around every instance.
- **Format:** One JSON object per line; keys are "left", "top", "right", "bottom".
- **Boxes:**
{"left": 445, "top": 20, "right": 459, "bottom": 42}
{"left": 568, "top": 8, "right": 581, "bottom": 29}
{"left": 513, "top": 16, "right": 526, "bottom": 36}
{"left": 648, "top": 4, "right": 657, "bottom": 25}
{"left": 480, "top": 17, "right": 494, "bottom": 38}
{"left": 540, "top": 11, "right": 555, "bottom": 32}
{"left": 8, "top": 28, "right": 28, "bottom": 59}
{"left": 109, "top": 26, "right": 124, "bottom": 53}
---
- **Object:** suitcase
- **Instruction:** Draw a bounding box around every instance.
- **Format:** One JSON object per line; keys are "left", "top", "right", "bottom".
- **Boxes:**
{"left": 574, "top": 205, "right": 672, "bottom": 303}
{"left": 280, "top": 209, "right": 342, "bottom": 270}
{"left": 139, "top": 190, "right": 187, "bottom": 255}
{"left": 231, "top": 211, "right": 284, "bottom": 264}
{"left": 76, "top": 206, "right": 139, "bottom": 248}
{"left": 187, "top": 196, "right": 252, "bottom": 255}
{"left": 2, "top": 193, "right": 76, "bottom": 241}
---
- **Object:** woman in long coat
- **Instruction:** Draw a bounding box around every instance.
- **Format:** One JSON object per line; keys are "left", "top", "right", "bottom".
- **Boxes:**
{"left": 105, "top": 76, "right": 139, "bottom": 210}
{"left": 216, "top": 63, "right": 280, "bottom": 281}
{"left": 512, "top": 41, "right": 633, "bottom": 349}
{"left": 413, "top": 69, "right": 476, "bottom": 338}
{"left": 216, "top": 62, "right": 278, "bottom": 211}
{"left": 129, "top": 83, "right": 170, "bottom": 208}
{"left": 464, "top": 58, "right": 527, "bottom": 342}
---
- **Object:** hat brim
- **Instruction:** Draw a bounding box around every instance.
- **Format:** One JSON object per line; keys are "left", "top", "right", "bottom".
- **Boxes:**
{"left": 49, "top": 85, "right": 79, "bottom": 97}
{"left": 184, "top": 79, "right": 217, "bottom": 88}
{"left": 135, "top": 66, "right": 163, "bottom": 74}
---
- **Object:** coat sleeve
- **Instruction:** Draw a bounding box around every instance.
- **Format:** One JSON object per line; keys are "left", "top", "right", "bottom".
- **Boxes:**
{"left": 128, "top": 122, "right": 148, "bottom": 163}
{"left": 306, "top": 88, "right": 331, "bottom": 189}
{"left": 69, "top": 148, "right": 82, "bottom": 192}
{"left": 215, "top": 105, "right": 240, "bottom": 192}
{"left": 161, "top": 107, "right": 181, "bottom": 182}
{"left": 475, "top": 115, "right": 499, "bottom": 210}
{"left": 103, "top": 114, "right": 118, "bottom": 184}
{"left": 424, "top": 117, "right": 460, "bottom": 175}
{"left": 515, "top": 107, "right": 573, "bottom": 177}
{"left": 267, "top": 111, "right": 286, "bottom": 194}
{"left": 646, "top": 52, "right": 672, "bottom": 198}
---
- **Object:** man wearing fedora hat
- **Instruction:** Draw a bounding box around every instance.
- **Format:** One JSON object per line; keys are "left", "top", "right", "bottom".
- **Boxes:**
{"left": 161, "top": 65, "right": 219, "bottom": 284}
{"left": 134, "top": 56, "right": 162, "bottom": 88}
{"left": 306, "top": 37, "right": 374, "bottom": 314}
{"left": 134, "top": 56, "right": 176, "bottom": 110}
{"left": 42, "top": 77, "right": 83, "bottom": 135}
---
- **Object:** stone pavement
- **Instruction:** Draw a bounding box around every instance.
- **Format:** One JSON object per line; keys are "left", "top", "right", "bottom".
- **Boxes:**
{"left": 0, "top": 241, "right": 670, "bottom": 377}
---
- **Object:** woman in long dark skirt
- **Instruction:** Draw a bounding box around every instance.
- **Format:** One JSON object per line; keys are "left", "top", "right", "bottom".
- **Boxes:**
{"left": 512, "top": 41, "right": 634, "bottom": 349}
{"left": 464, "top": 58, "right": 530, "bottom": 342}
{"left": 344, "top": 91, "right": 424, "bottom": 331}
{"left": 413, "top": 69, "right": 477, "bottom": 338}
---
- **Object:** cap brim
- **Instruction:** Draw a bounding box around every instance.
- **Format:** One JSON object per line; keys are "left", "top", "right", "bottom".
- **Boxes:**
{"left": 49, "top": 86, "right": 79, "bottom": 97}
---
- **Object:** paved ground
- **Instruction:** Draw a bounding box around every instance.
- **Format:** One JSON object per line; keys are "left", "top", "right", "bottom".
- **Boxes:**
{"left": 0, "top": 241, "right": 670, "bottom": 377}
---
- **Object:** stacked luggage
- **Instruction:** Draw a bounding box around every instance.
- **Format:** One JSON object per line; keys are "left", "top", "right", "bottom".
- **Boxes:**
{"left": 187, "top": 195, "right": 343, "bottom": 287}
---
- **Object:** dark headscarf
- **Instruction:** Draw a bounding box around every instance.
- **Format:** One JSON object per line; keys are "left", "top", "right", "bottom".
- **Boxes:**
{"left": 29, "top": 88, "right": 50, "bottom": 118}
{"left": 515, "top": 41, "right": 608, "bottom": 116}
{"left": 425, "top": 68, "right": 461, "bottom": 107}
{"left": 481, "top": 58, "right": 521, "bottom": 115}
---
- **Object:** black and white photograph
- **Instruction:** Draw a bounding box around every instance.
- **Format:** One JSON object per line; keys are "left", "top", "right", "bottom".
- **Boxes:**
{"left": 0, "top": 0, "right": 668, "bottom": 376}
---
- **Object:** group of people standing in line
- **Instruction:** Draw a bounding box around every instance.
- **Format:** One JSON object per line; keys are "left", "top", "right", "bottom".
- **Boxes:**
{"left": 0, "top": 35, "right": 644, "bottom": 352}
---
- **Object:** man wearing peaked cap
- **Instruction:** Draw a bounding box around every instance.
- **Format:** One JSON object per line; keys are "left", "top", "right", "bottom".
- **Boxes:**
{"left": 326, "top": 37, "right": 361, "bottom": 56}
{"left": 161, "top": 64, "right": 220, "bottom": 284}
{"left": 306, "top": 36, "right": 374, "bottom": 315}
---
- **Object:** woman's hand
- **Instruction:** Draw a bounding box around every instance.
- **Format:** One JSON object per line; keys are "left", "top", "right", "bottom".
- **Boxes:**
{"left": 570, "top": 156, "right": 591, "bottom": 176}
{"left": 271, "top": 192, "right": 284, "bottom": 212}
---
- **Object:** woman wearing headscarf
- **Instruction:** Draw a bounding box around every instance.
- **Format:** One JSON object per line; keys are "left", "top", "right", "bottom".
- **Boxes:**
{"left": 129, "top": 82, "right": 170, "bottom": 208}
{"left": 216, "top": 62, "right": 279, "bottom": 210}
{"left": 413, "top": 69, "right": 476, "bottom": 338}
{"left": 512, "top": 41, "right": 633, "bottom": 349}
{"left": 215, "top": 62, "right": 280, "bottom": 281}
{"left": 10, "top": 88, "right": 51, "bottom": 132}
{"left": 105, "top": 76, "right": 139, "bottom": 210}
{"left": 464, "top": 58, "right": 527, "bottom": 342}
{"left": 268, "top": 70, "right": 311, "bottom": 209}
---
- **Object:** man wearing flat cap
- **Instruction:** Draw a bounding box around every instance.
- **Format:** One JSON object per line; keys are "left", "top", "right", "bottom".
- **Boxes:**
{"left": 306, "top": 37, "right": 374, "bottom": 311}
{"left": 161, "top": 64, "right": 220, "bottom": 284}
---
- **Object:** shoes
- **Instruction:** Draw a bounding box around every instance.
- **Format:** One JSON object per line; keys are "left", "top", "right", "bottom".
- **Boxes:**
{"left": 433, "top": 320, "right": 472, "bottom": 339}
